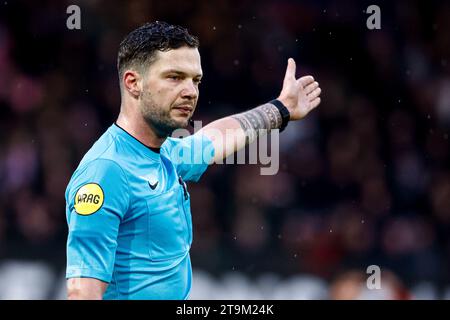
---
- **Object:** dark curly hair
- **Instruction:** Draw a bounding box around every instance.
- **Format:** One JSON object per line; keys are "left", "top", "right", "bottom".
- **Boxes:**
{"left": 117, "top": 21, "right": 199, "bottom": 87}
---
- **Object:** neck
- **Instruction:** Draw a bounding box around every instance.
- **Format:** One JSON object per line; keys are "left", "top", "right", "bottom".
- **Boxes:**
{"left": 116, "top": 107, "right": 166, "bottom": 149}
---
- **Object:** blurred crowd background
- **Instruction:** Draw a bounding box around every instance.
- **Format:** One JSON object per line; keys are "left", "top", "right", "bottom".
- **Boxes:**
{"left": 0, "top": 0, "right": 449, "bottom": 299}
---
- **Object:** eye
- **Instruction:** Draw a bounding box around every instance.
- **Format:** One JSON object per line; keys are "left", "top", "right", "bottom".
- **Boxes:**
{"left": 168, "top": 75, "right": 181, "bottom": 81}
{"left": 194, "top": 79, "right": 202, "bottom": 85}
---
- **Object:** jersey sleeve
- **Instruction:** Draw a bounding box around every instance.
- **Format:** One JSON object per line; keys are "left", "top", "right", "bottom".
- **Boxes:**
{"left": 163, "top": 133, "right": 215, "bottom": 182}
{"left": 65, "top": 158, "right": 130, "bottom": 283}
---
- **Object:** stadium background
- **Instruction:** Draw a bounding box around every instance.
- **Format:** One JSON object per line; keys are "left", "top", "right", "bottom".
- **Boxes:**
{"left": 0, "top": 0, "right": 449, "bottom": 299}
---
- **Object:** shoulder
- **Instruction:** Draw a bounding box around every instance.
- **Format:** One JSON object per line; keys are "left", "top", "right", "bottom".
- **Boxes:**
{"left": 78, "top": 129, "right": 123, "bottom": 165}
{"left": 66, "top": 158, "right": 129, "bottom": 200}
{"left": 73, "top": 128, "right": 133, "bottom": 179}
{"left": 162, "top": 134, "right": 212, "bottom": 154}
{"left": 161, "top": 136, "right": 180, "bottom": 150}
{"left": 66, "top": 129, "right": 131, "bottom": 200}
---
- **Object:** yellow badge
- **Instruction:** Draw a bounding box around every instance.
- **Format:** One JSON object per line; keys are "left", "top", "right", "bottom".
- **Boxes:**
{"left": 74, "top": 183, "right": 104, "bottom": 215}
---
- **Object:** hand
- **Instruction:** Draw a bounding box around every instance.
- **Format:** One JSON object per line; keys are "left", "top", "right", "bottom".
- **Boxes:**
{"left": 277, "top": 58, "right": 321, "bottom": 121}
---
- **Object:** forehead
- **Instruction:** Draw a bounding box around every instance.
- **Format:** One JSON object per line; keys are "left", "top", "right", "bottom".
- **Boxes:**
{"left": 150, "top": 47, "right": 202, "bottom": 76}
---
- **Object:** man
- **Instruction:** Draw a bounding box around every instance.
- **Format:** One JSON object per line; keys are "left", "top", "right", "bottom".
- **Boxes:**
{"left": 65, "top": 21, "right": 321, "bottom": 299}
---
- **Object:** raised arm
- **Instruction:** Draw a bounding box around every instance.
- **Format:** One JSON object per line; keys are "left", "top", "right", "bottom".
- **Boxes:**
{"left": 197, "top": 58, "right": 321, "bottom": 163}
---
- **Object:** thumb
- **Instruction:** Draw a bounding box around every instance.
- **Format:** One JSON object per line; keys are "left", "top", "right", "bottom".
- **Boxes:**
{"left": 283, "top": 58, "right": 296, "bottom": 83}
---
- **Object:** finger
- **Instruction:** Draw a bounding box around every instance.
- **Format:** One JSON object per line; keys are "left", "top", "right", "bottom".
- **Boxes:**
{"left": 310, "top": 97, "right": 321, "bottom": 109}
{"left": 298, "top": 75, "right": 315, "bottom": 88}
{"left": 304, "top": 81, "right": 319, "bottom": 94}
{"left": 284, "top": 58, "right": 297, "bottom": 82}
{"left": 308, "top": 87, "right": 321, "bottom": 99}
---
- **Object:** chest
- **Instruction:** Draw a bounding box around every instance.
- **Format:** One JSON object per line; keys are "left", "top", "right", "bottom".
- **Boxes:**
{"left": 118, "top": 160, "right": 193, "bottom": 260}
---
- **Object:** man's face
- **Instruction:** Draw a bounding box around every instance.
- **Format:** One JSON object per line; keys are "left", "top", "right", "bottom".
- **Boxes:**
{"left": 139, "top": 46, "right": 202, "bottom": 137}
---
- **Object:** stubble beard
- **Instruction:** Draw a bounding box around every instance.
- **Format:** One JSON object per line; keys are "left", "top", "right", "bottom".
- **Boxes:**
{"left": 139, "top": 90, "right": 189, "bottom": 138}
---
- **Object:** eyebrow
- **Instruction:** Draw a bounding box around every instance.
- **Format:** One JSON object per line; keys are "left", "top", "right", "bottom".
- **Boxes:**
{"left": 163, "top": 69, "right": 203, "bottom": 78}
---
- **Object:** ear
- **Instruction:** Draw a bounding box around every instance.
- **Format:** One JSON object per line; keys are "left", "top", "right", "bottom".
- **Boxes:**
{"left": 123, "top": 70, "right": 142, "bottom": 98}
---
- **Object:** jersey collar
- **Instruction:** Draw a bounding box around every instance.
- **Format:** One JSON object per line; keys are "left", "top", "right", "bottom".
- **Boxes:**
{"left": 110, "top": 123, "right": 162, "bottom": 161}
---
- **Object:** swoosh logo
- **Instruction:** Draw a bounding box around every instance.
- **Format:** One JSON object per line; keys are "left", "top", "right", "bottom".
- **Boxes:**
{"left": 148, "top": 181, "right": 158, "bottom": 190}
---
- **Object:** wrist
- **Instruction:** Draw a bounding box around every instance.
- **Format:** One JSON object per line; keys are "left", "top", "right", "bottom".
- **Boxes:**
{"left": 277, "top": 96, "right": 295, "bottom": 113}
{"left": 270, "top": 99, "right": 290, "bottom": 132}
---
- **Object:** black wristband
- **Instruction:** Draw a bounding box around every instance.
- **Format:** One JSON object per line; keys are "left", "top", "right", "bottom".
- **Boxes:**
{"left": 270, "top": 99, "right": 290, "bottom": 132}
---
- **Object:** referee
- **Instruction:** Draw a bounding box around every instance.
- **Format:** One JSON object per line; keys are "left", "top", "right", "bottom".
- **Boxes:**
{"left": 65, "top": 21, "right": 321, "bottom": 299}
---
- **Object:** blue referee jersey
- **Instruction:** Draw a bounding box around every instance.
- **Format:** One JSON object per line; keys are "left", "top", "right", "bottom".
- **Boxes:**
{"left": 65, "top": 123, "right": 214, "bottom": 299}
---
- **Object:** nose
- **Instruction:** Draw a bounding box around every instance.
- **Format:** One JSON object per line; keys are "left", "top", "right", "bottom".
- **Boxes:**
{"left": 181, "top": 80, "right": 198, "bottom": 100}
